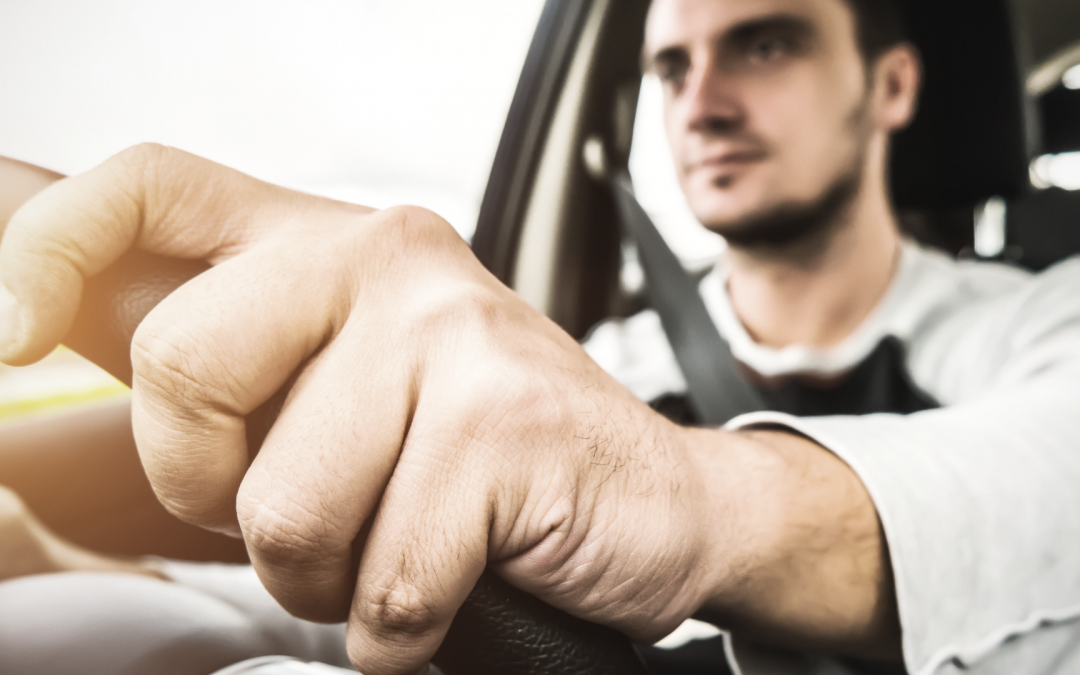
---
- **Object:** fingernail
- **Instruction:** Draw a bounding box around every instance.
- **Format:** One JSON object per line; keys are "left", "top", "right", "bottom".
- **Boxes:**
{"left": 0, "top": 283, "right": 21, "bottom": 351}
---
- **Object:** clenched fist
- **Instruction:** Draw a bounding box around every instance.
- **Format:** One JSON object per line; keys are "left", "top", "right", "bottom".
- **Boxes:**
{"left": 0, "top": 146, "right": 895, "bottom": 673}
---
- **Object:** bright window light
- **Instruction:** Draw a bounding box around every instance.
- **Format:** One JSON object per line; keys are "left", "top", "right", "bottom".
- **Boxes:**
{"left": 1031, "top": 152, "right": 1080, "bottom": 191}
{"left": 1064, "top": 63, "right": 1080, "bottom": 90}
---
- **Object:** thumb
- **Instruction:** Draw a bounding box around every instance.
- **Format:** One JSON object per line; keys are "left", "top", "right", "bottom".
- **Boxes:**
{"left": 0, "top": 143, "right": 294, "bottom": 366}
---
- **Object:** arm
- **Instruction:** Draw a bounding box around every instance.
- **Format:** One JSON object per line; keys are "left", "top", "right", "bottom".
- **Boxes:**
{"left": 0, "top": 146, "right": 898, "bottom": 672}
{"left": 690, "top": 427, "right": 900, "bottom": 659}
{"left": 758, "top": 263, "right": 1080, "bottom": 673}
{"left": 0, "top": 396, "right": 250, "bottom": 562}
{"left": 0, "top": 481, "right": 165, "bottom": 582}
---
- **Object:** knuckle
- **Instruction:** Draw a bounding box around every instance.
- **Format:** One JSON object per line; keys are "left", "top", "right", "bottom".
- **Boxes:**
{"left": 413, "top": 280, "right": 503, "bottom": 340}
{"left": 112, "top": 142, "right": 176, "bottom": 178}
{"left": 236, "top": 495, "right": 330, "bottom": 564}
{"left": 130, "top": 318, "right": 245, "bottom": 410}
{"left": 116, "top": 141, "right": 169, "bottom": 166}
{"left": 363, "top": 579, "right": 444, "bottom": 638}
{"left": 360, "top": 204, "right": 464, "bottom": 262}
{"left": 407, "top": 293, "right": 560, "bottom": 448}
{"left": 130, "top": 326, "right": 208, "bottom": 403}
{"left": 379, "top": 204, "right": 450, "bottom": 236}
{"left": 110, "top": 142, "right": 171, "bottom": 188}
{"left": 109, "top": 143, "right": 194, "bottom": 219}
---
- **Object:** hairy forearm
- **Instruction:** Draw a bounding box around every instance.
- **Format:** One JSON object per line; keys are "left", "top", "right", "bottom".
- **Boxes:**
{"left": 688, "top": 427, "right": 901, "bottom": 659}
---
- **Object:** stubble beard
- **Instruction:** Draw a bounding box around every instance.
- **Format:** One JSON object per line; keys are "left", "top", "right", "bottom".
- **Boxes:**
{"left": 702, "top": 93, "right": 875, "bottom": 265}
{"left": 710, "top": 164, "right": 863, "bottom": 257}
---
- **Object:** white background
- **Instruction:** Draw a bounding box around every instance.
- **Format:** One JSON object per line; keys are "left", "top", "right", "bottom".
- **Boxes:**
{"left": 0, "top": 0, "right": 547, "bottom": 235}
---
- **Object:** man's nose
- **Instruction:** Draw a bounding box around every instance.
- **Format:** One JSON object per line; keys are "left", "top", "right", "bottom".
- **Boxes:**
{"left": 682, "top": 58, "right": 743, "bottom": 136}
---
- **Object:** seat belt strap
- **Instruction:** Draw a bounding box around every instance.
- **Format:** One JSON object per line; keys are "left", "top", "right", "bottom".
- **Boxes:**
{"left": 610, "top": 169, "right": 766, "bottom": 425}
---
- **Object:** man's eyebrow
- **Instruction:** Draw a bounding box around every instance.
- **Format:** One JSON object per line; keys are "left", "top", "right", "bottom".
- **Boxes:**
{"left": 724, "top": 14, "right": 816, "bottom": 45}
{"left": 643, "top": 13, "right": 817, "bottom": 72}
{"left": 643, "top": 44, "right": 688, "bottom": 73}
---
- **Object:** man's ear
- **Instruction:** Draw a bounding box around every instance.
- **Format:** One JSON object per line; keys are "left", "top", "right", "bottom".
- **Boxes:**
{"left": 873, "top": 44, "right": 922, "bottom": 133}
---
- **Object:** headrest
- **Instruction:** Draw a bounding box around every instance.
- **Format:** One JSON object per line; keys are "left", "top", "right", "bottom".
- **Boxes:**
{"left": 890, "top": 0, "right": 1035, "bottom": 209}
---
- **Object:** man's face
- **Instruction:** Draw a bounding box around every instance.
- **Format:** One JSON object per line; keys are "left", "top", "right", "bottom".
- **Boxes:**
{"left": 644, "top": 0, "right": 875, "bottom": 240}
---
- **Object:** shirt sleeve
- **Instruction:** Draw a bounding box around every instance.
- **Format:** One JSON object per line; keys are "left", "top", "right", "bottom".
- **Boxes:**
{"left": 727, "top": 362, "right": 1080, "bottom": 674}
{"left": 584, "top": 257, "right": 1080, "bottom": 673}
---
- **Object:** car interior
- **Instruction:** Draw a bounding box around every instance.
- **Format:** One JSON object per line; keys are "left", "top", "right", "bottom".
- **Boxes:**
{"left": 477, "top": 0, "right": 1080, "bottom": 341}
{"left": 1, "top": 0, "right": 1079, "bottom": 673}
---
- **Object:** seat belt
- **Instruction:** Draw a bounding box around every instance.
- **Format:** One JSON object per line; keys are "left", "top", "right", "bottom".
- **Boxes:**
{"left": 609, "top": 169, "right": 765, "bottom": 425}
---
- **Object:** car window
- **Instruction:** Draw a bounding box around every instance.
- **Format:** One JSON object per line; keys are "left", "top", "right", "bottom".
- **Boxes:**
{"left": 0, "top": 0, "right": 545, "bottom": 422}
{"left": 0, "top": 0, "right": 544, "bottom": 238}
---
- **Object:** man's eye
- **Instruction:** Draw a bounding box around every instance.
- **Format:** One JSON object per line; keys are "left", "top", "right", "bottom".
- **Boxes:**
{"left": 747, "top": 36, "right": 788, "bottom": 63}
{"left": 655, "top": 62, "right": 689, "bottom": 89}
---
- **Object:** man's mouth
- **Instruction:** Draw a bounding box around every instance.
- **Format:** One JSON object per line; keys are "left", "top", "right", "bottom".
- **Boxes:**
{"left": 677, "top": 135, "right": 771, "bottom": 192}
{"left": 685, "top": 149, "right": 767, "bottom": 189}
{"left": 695, "top": 148, "right": 768, "bottom": 170}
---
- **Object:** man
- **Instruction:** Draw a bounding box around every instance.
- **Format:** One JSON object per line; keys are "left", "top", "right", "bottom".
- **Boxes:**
{"left": 1, "top": 1, "right": 1079, "bottom": 675}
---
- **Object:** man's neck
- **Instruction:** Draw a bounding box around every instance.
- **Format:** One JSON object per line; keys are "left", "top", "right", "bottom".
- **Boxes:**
{"left": 724, "top": 179, "right": 902, "bottom": 352}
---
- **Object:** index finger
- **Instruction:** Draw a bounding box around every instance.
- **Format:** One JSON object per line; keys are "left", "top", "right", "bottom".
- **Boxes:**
{"left": 0, "top": 143, "right": 294, "bottom": 365}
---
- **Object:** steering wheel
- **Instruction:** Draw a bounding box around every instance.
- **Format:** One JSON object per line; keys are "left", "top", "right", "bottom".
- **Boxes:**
{"left": 63, "top": 250, "right": 650, "bottom": 675}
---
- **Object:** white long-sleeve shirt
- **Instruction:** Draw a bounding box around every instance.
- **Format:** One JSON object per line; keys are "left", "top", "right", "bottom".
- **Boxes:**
{"left": 584, "top": 241, "right": 1080, "bottom": 675}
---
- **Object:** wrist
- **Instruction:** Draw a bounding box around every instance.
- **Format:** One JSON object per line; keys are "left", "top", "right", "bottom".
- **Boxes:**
{"left": 681, "top": 428, "right": 783, "bottom": 611}
{"left": 687, "top": 427, "right": 900, "bottom": 657}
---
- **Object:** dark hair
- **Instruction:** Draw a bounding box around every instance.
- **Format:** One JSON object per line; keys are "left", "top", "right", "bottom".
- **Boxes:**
{"left": 842, "top": 0, "right": 908, "bottom": 61}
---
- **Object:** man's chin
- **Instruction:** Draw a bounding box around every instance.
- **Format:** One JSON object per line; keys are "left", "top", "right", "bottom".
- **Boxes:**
{"left": 683, "top": 165, "right": 771, "bottom": 216}
{"left": 692, "top": 168, "right": 862, "bottom": 253}
{"left": 688, "top": 192, "right": 775, "bottom": 235}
